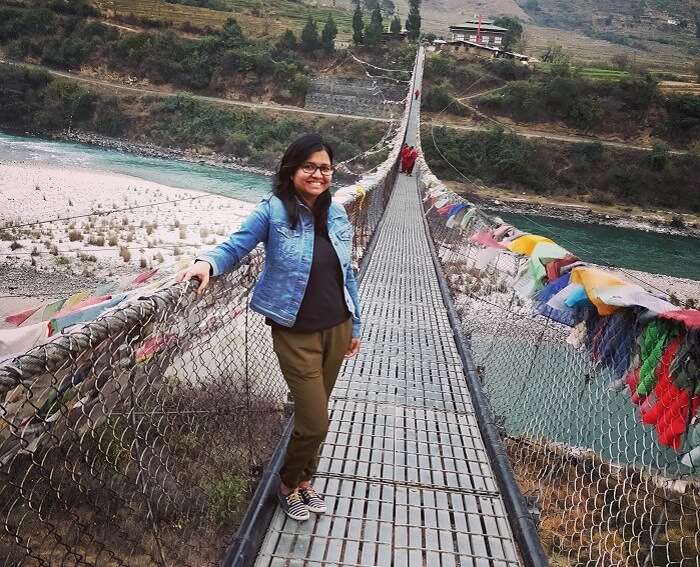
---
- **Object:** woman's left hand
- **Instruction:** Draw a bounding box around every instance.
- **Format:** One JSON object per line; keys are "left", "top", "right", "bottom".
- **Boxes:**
{"left": 345, "top": 337, "right": 361, "bottom": 358}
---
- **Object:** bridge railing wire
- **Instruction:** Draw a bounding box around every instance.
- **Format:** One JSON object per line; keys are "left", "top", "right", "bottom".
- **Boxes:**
{"left": 416, "top": 167, "right": 700, "bottom": 567}
{"left": 0, "top": 156, "right": 399, "bottom": 565}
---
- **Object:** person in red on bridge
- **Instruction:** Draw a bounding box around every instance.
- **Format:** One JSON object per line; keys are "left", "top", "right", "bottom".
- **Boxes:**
{"left": 399, "top": 143, "right": 410, "bottom": 173}
{"left": 414, "top": 88, "right": 420, "bottom": 99}
{"left": 403, "top": 146, "right": 418, "bottom": 176}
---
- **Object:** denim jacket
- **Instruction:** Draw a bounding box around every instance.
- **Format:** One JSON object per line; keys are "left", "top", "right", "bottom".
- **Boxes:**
{"left": 199, "top": 194, "right": 361, "bottom": 337}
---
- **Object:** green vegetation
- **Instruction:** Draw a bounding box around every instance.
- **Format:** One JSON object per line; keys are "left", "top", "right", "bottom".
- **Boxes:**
{"left": 162, "top": 0, "right": 354, "bottom": 36}
{"left": 422, "top": 85, "right": 468, "bottom": 115}
{"left": 424, "top": 126, "right": 700, "bottom": 213}
{"left": 300, "top": 16, "right": 321, "bottom": 54}
{"left": 664, "top": 94, "right": 700, "bottom": 142}
{"left": 492, "top": 16, "right": 523, "bottom": 51}
{"left": 321, "top": 15, "right": 338, "bottom": 54}
{"left": 405, "top": 0, "right": 421, "bottom": 41}
{"left": 0, "top": 63, "right": 389, "bottom": 171}
{"left": 0, "top": 1, "right": 316, "bottom": 104}
{"left": 538, "top": 63, "right": 631, "bottom": 81}
{"left": 353, "top": 3, "right": 364, "bottom": 45}
{"left": 455, "top": 59, "right": 700, "bottom": 144}
{"left": 365, "top": 6, "right": 384, "bottom": 47}
{"left": 205, "top": 473, "right": 249, "bottom": 525}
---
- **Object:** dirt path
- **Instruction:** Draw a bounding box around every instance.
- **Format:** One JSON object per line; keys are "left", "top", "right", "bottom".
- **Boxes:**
{"left": 0, "top": 59, "right": 392, "bottom": 124}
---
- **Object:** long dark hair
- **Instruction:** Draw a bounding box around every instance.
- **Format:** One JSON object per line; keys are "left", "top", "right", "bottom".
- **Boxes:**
{"left": 273, "top": 133, "right": 334, "bottom": 230}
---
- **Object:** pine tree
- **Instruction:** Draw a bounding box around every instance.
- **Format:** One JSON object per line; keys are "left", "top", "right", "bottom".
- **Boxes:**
{"left": 405, "top": 0, "right": 421, "bottom": 40}
{"left": 390, "top": 15, "right": 402, "bottom": 34}
{"left": 365, "top": 5, "right": 383, "bottom": 46}
{"left": 322, "top": 14, "right": 338, "bottom": 52}
{"left": 301, "top": 15, "right": 321, "bottom": 53}
{"left": 276, "top": 29, "right": 298, "bottom": 52}
{"left": 352, "top": 2, "right": 364, "bottom": 45}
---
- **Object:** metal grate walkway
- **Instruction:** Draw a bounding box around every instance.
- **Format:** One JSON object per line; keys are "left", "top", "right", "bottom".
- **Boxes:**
{"left": 254, "top": 97, "right": 522, "bottom": 567}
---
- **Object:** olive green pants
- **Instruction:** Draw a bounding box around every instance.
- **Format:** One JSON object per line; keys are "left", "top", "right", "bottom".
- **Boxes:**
{"left": 272, "top": 318, "right": 352, "bottom": 489}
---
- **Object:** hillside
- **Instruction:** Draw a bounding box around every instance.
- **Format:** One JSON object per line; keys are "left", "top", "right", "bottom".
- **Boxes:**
{"left": 93, "top": 0, "right": 355, "bottom": 39}
{"left": 519, "top": 0, "right": 700, "bottom": 69}
{"left": 331, "top": 0, "right": 530, "bottom": 34}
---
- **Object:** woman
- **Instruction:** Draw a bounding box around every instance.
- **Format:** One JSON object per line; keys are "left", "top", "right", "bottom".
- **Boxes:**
{"left": 177, "top": 133, "right": 361, "bottom": 521}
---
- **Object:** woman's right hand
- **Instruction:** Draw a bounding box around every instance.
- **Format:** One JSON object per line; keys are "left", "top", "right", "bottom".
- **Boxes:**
{"left": 176, "top": 261, "right": 212, "bottom": 295}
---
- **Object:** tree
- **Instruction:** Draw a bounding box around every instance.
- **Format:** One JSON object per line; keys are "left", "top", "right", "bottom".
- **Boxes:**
{"left": 352, "top": 2, "right": 364, "bottom": 45}
{"left": 611, "top": 53, "right": 631, "bottom": 70}
{"left": 390, "top": 15, "right": 401, "bottom": 34}
{"left": 365, "top": 5, "right": 383, "bottom": 46}
{"left": 300, "top": 15, "right": 321, "bottom": 53}
{"left": 648, "top": 143, "right": 670, "bottom": 171}
{"left": 219, "top": 17, "right": 245, "bottom": 49}
{"left": 276, "top": 29, "right": 298, "bottom": 52}
{"left": 405, "top": 0, "right": 420, "bottom": 41}
{"left": 321, "top": 14, "right": 337, "bottom": 53}
{"left": 694, "top": 61, "right": 700, "bottom": 83}
{"left": 695, "top": 9, "right": 700, "bottom": 39}
{"left": 492, "top": 16, "right": 523, "bottom": 51}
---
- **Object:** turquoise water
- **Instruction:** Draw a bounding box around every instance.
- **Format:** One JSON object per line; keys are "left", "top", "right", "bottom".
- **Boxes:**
{"left": 2, "top": 132, "right": 698, "bottom": 281}
{"left": 497, "top": 211, "right": 700, "bottom": 281}
{"left": 0, "top": 132, "right": 271, "bottom": 203}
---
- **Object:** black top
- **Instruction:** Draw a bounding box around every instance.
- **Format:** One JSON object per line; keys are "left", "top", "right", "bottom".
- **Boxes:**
{"left": 267, "top": 223, "right": 350, "bottom": 333}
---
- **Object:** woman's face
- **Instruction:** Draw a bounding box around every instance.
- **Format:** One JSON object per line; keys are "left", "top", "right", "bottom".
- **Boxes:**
{"left": 292, "top": 149, "right": 333, "bottom": 207}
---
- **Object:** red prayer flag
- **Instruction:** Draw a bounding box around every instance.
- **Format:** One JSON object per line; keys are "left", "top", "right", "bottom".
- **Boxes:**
{"left": 4, "top": 305, "right": 42, "bottom": 327}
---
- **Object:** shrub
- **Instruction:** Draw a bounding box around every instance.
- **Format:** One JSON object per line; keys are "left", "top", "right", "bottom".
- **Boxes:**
{"left": 87, "top": 235, "right": 105, "bottom": 246}
{"left": 573, "top": 141, "right": 605, "bottom": 164}
{"left": 205, "top": 473, "right": 248, "bottom": 524}
{"left": 648, "top": 143, "right": 670, "bottom": 171}
{"left": 9, "top": 240, "right": 23, "bottom": 250}
{"left": 93, "top": 97, "right": 125, "bottom": 136}
{"left": 119, "top": 246, "right": 131, "bottom": 262}
{"left": 422, "top": 85, "right": 466, "bottom": 115}
{"left": 664, "top": 94, "right": 700, "bottom": 139}
{"left": 68, "top": 229, "right": 82, "bottom": 241}
{"left": 669, "top": 215, "right": 685, "bottom": 229}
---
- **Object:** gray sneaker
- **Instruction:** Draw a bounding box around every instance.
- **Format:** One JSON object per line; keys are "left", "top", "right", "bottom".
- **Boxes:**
{"left": 277, "top": 488, "right": 309, "bottom": 521}
{"left": 299, "top": 485, "right": 327, "bottom": 514}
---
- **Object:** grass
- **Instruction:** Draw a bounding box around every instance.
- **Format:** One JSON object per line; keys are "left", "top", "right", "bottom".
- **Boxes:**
{"left": 537, "top": 62, "right": 631, "bottom": 81}
{"left": 93, "top": 0, "right": 354, "bottom": 39}
{"left": 205, "top": 473, "right": 249, "bottom": 525}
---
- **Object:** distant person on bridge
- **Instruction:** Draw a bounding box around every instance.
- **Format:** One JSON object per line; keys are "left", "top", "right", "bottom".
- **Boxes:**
{"left": 177, "top": 133, "right": 362, "bottom": 522}
{"left": 414, "top": 88, "right": 420, "bottom": 99}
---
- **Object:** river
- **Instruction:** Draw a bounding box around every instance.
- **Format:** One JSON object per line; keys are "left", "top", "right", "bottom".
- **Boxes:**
{"left": 1, "top": 132, "right": 698, "bottom": 281}
{"left": 497, "top": 211, "right": 700, "bottom": 281}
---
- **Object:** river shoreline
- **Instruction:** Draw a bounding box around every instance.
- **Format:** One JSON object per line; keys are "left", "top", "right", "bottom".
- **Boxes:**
{"left": 56, "top": 129, "right": 276, "bottom": 177}
{"left": 52, "top": 130, "right": 362, "bottom": 185}
{"left": 39, "top": 131, "right": 700, "bottom": 239}
{"left": 447, "top": 183, "right": 700, "bottom": 239}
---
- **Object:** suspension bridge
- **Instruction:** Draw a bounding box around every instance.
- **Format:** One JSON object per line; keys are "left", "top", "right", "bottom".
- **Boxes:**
{"left": 0, "top": 47, "right": 698, "bottom": 567}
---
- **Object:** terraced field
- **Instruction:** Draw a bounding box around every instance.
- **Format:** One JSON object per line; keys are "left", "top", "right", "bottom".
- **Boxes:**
{"left": 93, "top": 0, "right": 354, "bottom": 39}
{"left": 537, "top": 62, "right": 632, "bottom": 80}
{"left": 526, "top": 23, "right": 697, "bottom": 72}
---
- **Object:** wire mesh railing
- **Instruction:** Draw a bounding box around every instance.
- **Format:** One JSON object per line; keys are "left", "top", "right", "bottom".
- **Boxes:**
{"left": 417, "top": 169, "right": 700, "bottom": 566}
{"left": 0, "top": 156, "right": 399, "bottom": 566}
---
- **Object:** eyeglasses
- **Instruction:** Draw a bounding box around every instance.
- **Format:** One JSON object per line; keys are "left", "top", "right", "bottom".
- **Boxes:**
{"left": 300, "top": 162, "right": 334, "bottom": 176}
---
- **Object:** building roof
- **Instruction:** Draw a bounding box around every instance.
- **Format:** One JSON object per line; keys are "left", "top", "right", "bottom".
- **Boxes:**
{"left": 449, "top": 22, "right": 509, "bottom": 32}
{"left": 442, "top": 39, "right": 501, "bottom": 52}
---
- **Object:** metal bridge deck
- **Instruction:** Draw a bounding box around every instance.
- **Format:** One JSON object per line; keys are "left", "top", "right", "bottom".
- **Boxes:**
{"left": 254, "top": 101, "right": 521, "bottom": 567}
